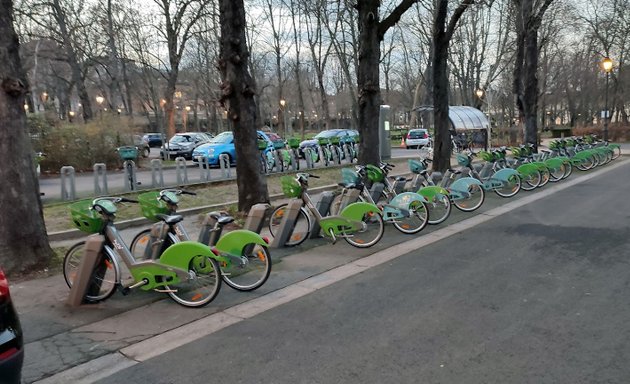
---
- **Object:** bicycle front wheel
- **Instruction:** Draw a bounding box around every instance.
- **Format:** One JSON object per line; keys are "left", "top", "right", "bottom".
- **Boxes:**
{"left": 130, "top": 229, "right": 154, "bottom": 260}
{"left": 165, "top": 255, "right": 221, "bottom": 307}
{"left": 427, "top": 194, "right": 452, "bottom": 225}
{"left": 520, "top": 170, "right": 541, "bottom": 191}
{"left": 268, "top": 204, "right": 311, "bottom": 247}
{"left": 393, "top": 200, "right": 429, "bottom": 234}
{"left": 63, "top": 241, "right": 118, "bottom": 303}
{"left": 345, "top": 211, "right": 384, "bottom": 248}
{"left": 222, "top": 244, "right": 272, "bottom": 291}
{"left": 548, "top": 164, "right": 565, "bottom": 182}
{"left": 537, "top": 167, "right": 550, "bottom": 187}
{"left": 453, "top": 184, "right": 485, "bottom": 212}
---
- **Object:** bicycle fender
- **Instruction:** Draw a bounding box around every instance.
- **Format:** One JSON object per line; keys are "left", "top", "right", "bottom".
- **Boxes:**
{"left": 389, "top": 192, "right": 428, "bottom": 208}
{"left": 159, "top": 241, "right": 230, "bottom": 269}
{"left": 215, "top": 229, "right": 268, "bottom": 256}
{"left": 340, "top": 201, "right": 380, "bottom": 222}
{"left": 450, "top": 177, "right": 483, "bottom": 192}
{"left": 417, "top": 185, "right": 450, "bottom": 201}
{"left": 516, "top": 163, "right": 539, "bottom": 176}
{"left": 544, "top": 158, "right": 564, "bottom": 169}
{"left": 492, "top": 168, "right": 519, "bottom": 182}
{"left": 531, "top": 161, "right": 549, "bottom": 171}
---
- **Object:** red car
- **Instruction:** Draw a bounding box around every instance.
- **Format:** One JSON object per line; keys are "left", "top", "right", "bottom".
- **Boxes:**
{"left": 0, "top": 268, "right": 23, "bottom": 384}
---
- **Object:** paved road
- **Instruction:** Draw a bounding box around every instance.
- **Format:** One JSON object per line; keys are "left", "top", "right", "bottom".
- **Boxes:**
{"left": 91, "top": 160, "right": 630, "bottom": 383}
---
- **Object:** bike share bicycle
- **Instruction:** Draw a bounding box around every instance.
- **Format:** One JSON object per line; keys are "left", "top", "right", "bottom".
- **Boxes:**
{"left": 117, "top": 146, "right": 141, "bottom": 191}
{"left": 63, "top": 197, "right": 224, "bottom": 307}
{"left": 268, "top": 173, "right": 384, "bottom": 247}
{"left": 129, "top": 189, "right": 271, "bottom": 291}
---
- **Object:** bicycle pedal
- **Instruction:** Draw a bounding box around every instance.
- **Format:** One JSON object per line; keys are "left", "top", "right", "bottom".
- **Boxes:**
{"left": 154, "top": 288, "right": 177, "bottom": 293}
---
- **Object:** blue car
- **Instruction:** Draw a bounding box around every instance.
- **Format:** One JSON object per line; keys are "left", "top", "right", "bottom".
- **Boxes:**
{"left": 192, "top": 130, "right": 275, "bottom": 167}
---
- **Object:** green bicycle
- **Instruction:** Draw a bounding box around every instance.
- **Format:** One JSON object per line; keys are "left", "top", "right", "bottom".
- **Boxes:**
{"left": 63, "top": 197, "right": 224, "bottom": 307}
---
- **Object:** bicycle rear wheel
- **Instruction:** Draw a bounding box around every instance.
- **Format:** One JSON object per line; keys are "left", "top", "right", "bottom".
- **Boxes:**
{"left": 393, "top": 200, "right": 429, "bottom": 234}
{"left": 548, "top": 164, "right": 565, "bottom": 182}
{"left": 453, "top": 184, "right": 485, "bottom": 212}
{"left": 494, "top": 174, "right": 521, "bottom": 198}
{"left": 268, "top": 204, "right": 311, "bottom": 246}
{"left": 130, "top": 229, "right": 154, "bottom": 260}
{"left": 164, "top": 255, "right": 221, "bottom": 307}
{"left": 345, "top": 211, "right": 384, "bottom": 248}
{"left": 221, "top": 244, "right": 272, "bottom": 291}
{"left": 63, "top": 242, "right": 118, "bottom": 303}
{"left": 537, "top": 167, "right": 550, "bottom": 187}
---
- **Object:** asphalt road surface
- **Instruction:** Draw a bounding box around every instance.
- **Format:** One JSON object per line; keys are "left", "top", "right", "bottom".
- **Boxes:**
{"left": 94, "top": 160, "right": 630, "bottom": 383}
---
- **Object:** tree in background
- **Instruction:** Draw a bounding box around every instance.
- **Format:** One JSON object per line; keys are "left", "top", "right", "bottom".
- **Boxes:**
{"left": 432, "top": 0, "right": 474, "bottom": 172}
{"left": 218, "top": 0, "right": 269, "bottom": 212}
{"left": 0, "top": 0, "right": 53, "bottom": 274}
{"left": 356, "top": 0, "right": 418, "bottom": 166}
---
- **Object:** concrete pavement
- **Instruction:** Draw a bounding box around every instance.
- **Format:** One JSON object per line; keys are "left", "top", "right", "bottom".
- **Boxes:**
{"left": 11, "top": 153, "right": 629, "bottom": 383}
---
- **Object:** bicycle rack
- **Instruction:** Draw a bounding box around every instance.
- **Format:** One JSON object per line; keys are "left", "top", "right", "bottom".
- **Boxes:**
{"left": 304, "top": 148, "right": 315, "bottom": 169}
{"left": 151, "top": 159, "right": 165, "bottom": 188}
{"left": 60, "top": 166, "right": 76, "bottom": 201}
{"left": 244, "top": 203, "right": 271, "bottom": 234}
{"left": 93, "top": 163, "right": 108, "bottom": 196}
{"left": 219, "top": 154, "right": 232, "bottom": 178}
{"left": 309, "top": 191, "right": 336, "bottom": 239}
{"left": 393, "top": 178, "right": 407, "bottom": 194}
{"left": 270, "top": 199, "right": 304, "bottom": 248}
{"left": 370, "top": 182, "right": 385, "bottom": 202}
{"left": 66, "top": 235, "right": 105, "bottom": 307}
{"left": 318, "top": 147, "right": 327, "bottom": 167}
{"left": 197, "top": 157, "right": 211, "bottom": 182}
{"left": 289, "top": 151, "right": 299, "bottom": 171}
{"left": 123, "top": 160, "right": 138, "bottom": 191}
{"left": 175, "top": 157, "right": 188, "bottom": 185}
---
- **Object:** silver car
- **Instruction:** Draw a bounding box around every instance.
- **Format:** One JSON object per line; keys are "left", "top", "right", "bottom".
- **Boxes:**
{"left": 405, "top": 129, "right": 430, "bottom": 149}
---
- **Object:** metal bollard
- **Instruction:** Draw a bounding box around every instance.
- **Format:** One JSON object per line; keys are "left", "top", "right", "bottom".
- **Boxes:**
{"left": 60, "top": 166, "right": 76, "bottom": 201}
{"left": 151, "top": 159, "right": 164, "bottom": 188}
{"left": 123, "top": 160, "right": 138, "bottom": 191}
{"left": 244, "top": 203, "right": 271, "bottom": 234}
{"left": 197, "top": 157, "right": 211, "bottom": 182}
{"left": 393, "top": 178, "right": 407, "bottom": 194}
{"left": 304, "top": 148, "right": 314, "bottom": 169}
{"left": 66, "top": 235, "right": 104, "bottom": 307}
{"left": 219, "top": 154, "right": 232, "bottom": 178}
{"left": 175, "top": 157, "right": 188, "bottom": 185}
{"left": 270, "top": 199, "right": 305, "bottom": 248}
{"left": 309, "top": 192, "right": 336, "bottom": 239}
{"left": 290, "top": 151, "right": 298, "bottom": 171}
{"left": 93, "top": 163, "right": 108, "bottom": 196}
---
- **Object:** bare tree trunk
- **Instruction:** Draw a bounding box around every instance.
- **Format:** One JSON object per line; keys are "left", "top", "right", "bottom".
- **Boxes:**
{"left": 432, "top": 0, "right": 474, "bottom": 172}
{"left": 0, "top": 0, "right": 53, "bottom": 274}
{"left": 219, "top": 0, "right": 269, "bottom": 212}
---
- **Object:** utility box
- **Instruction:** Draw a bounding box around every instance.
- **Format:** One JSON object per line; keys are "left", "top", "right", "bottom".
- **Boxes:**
{"left": 379, "top": 105, "right": 391, "bottom": 160}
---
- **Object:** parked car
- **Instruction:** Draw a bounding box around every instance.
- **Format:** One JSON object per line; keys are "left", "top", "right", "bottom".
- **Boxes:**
{"left": 0, "top": 268, "right": 24, "bottom": 384}
{"left": 405, "top": 128, "right": 430, "bottom": 149}
{"left": 265, "top": 132, "right": 287, "bottom": 149}
{"left": 142, "top": 133, "right": 164, "bottom": 147}
{"left": 298, "top": 129, "right": 358, "bottom": 158}
{"left": 160, "top": 132, "right": 213, "bottom": 160}
{"left": 133, "top": 135, "right": 150, "bottom": 158}
{"left": 192, "top": 130, "right": 275, "bottom": 167}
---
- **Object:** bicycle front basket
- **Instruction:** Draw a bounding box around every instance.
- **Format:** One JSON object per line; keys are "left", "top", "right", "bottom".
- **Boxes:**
{"left": 117, "top": 146, "right": 138, "bottom": 160}
{"left": 287, "top": 138, "right": 300, "bottom": 149}
{"left": 281, "top": 176, "right": 302, "bottom": 198}
{"left": 138, "top": 192, "right": 170, "bottom": 221}
{"left": 341, "top": 168, "right": 360, "bottom": 184}
{"left": 478, "top": 150, "right": 494, "bottom": 162}
{"left": 317, "top": 137, "right": 330, "bottom": 145}
{"left": 366, "top": 164, "right": 384, "bottom": 183}
{"left": 257, "top": 139, "right": 268, "bottom": 151}
{"left": 70, "top": 200, "right": 104, "bottom": 233}
{"left": 329, "top": 136, "right": 340, "bottom": 145}
{"left": 408, "top": 159, "right": 425, "bottom": 174}
{"left": 456, "top": 153, "right": 471, "bottom": 167}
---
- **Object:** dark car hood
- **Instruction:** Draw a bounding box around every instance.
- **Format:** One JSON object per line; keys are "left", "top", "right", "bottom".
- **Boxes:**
{"left": 165, "top": 142, "right": 194, "bottom": 149}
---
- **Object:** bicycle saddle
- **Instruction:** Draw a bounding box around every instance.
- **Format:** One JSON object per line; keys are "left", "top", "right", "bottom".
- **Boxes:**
{"left": 208, "top": 211, "right": 234, "bottom": 225}
{"left": 155, "top": 214, "right": 184, "bottom": 224}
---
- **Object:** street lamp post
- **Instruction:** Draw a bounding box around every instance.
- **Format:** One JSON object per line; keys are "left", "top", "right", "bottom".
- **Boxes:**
{"left": 95, "top": 96, "right": 105, "bottom": 119}
{"left": 475, "top": 89, "right": 484, "bottom": 111}
{"left": 600, "top": 57, "right": 613, "bottom": 141}
{"left": 279, "top": 99, "right": 287, "bottom": 137}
